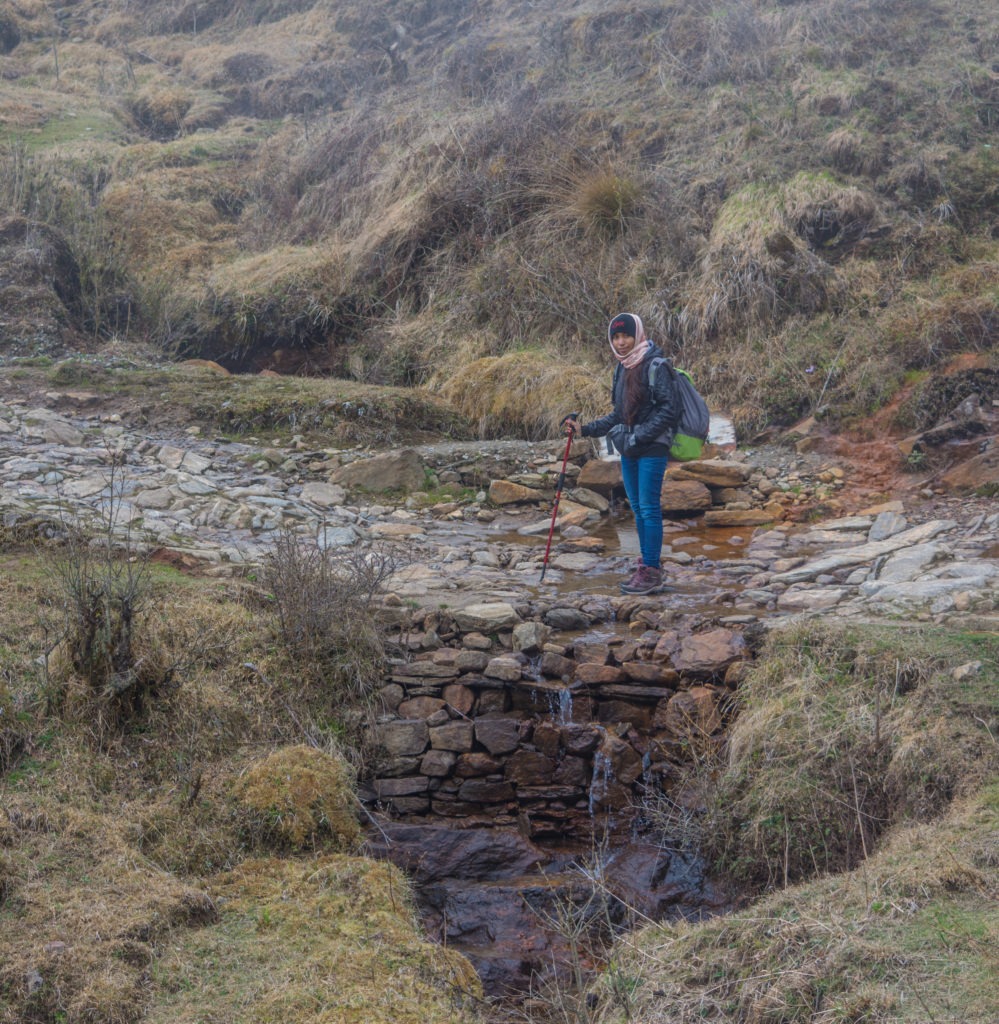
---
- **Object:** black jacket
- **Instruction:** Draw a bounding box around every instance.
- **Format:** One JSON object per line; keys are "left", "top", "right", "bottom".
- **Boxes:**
{"left": 580, "top": 344, "right": 679, "bottom": 459}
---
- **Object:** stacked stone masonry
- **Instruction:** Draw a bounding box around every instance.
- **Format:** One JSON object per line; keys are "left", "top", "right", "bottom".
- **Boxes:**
{"left": 366, "top": 603, "right": 748, "bottom": 839}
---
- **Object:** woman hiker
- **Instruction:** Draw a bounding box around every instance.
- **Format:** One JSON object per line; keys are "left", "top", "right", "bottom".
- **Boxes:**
{"left": 562, "top": 312, "right": 678, "bottom": 595}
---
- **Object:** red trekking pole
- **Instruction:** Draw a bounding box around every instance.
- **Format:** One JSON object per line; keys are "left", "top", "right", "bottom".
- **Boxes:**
{"left": 539, "top": 421, "right": 576, "bottom": 582}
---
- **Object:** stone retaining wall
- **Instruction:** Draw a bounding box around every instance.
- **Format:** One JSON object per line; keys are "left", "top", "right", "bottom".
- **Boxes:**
{"left": 364, "top": 603, "right": 750, "bottom": 839}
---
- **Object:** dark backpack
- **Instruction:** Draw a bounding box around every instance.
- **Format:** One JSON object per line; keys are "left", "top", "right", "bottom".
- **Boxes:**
{"left": 649, "top": 357, "right": 710, "bottom": 461}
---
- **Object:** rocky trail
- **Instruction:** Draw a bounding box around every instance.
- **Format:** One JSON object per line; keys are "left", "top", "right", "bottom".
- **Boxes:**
{"left": 1, "top": 372, "right": 997, "bottom": 1002}
{"left": 2, "top": 379, "right": 995, "bottom": 624}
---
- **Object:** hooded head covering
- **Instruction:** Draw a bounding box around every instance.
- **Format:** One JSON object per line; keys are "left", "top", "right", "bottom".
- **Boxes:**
{"left": 608, "top": 311, "right": 650, "bottom": 369}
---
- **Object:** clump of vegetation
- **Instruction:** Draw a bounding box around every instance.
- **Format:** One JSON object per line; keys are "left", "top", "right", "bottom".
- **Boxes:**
{"left": 46, "top": 460, "right": 164, "bottom": 733}
{"left": 261, "top": 529, "right": 397, "bottom": 702}
{"left": 0, "top": 538, "right": 480, "bottom": 1024}
{"left": 590, "top": 787, "right": 999, "bottom": 1024}
{"left": 577, "top": 621, "right": 999, "bottom": 1024}
{"left": 682, "top": 172, "right": 880, "bottom": 344}
{"left": 440, "top": 349, "right": 610, "bottom": 439}
{"left": 562, "top": 165, "right": 645, "bottom": 238}
{"left": 699, "top": 622, "right": 999, "bottom": 891}
{"left": 148, "top": 856, "right": 482, "bottom": 1024}
{"left": 232, "top": 743, "right": 362, "bottom": 851}
{"left": 0, "top": 675, "right": 24, "bottom": 773}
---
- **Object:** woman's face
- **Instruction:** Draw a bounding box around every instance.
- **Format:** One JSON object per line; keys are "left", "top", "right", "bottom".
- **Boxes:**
{"left": 612, "top": 331, "right": 635, "bottom": 356}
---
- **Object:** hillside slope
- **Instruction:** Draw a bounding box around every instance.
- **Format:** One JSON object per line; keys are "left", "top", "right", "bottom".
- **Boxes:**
{"left": 1, "top": 0, "right": 997, "bottom": 438}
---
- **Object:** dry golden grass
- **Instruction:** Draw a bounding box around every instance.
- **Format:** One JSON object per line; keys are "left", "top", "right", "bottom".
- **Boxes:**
{"left": 883, "top": 261, "right": 999, "bottom": 369}
{"left": 101, "top": 169, "right": 240, "bottom": 271}
{"left": 4, "top": 0, "right": 999, "bottom": 417}
{"left": 0, "top": 546, "right": 478, "bottom": 1024}
{"left": 682, "top": 171, "right": 880, "bottom": 343}
{"left": 439, "top": 349, "right": 610, "bottom": 440}
{"left": 145, "top": 855, "right": 481, "bottom": 1024}
{"left": 591, "top": 788, "right": 999, "bottom": 1024}
{"left": 233, "top": 744, "right": 362, "bottom": 852}
{"left": 0, "top": 796, "right": 219, "bottom": 1024}
{"left": 699, "top": 622, "right": 999, "bottom": 891}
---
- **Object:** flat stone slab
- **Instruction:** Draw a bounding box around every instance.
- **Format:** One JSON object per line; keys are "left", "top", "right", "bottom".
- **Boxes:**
{"left": 772, "top": 520, "right": 957, "bottom": 583}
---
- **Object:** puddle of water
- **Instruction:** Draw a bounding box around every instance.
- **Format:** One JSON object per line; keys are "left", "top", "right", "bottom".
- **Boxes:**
{"left": 597, "top": 511, "right": 752, "bottom": 562}
{"left": 495, "top": 507, "right": 754, "bottom": 563}
{"left": 494, "top": 508, "right": 756, "bottom": 611}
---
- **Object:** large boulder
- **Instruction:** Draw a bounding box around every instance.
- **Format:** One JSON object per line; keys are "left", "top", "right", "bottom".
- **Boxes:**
{"left": 365, "top": 822, "right": 546, "bottom": 881}
{"left": 488, "top": 479, "right": 545, "bottom": 504}
{"left": 577, "top": 458, "right": 623, "bottom": 494}
{"left": 330, "top": 449, "right": 426, "bottom": 493}
{"left": 661, "top": 477, "right": 712, "bottom": 512}
{"left": 669, "top": 459, "right": 751, "bottom": 489}
{"left": 940, "top": 443, "right": 999, "bottom": 493}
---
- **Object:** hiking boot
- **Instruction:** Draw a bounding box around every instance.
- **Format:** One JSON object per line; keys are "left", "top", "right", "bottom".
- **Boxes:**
{"left": 619, "top": 566, "right": 646, "bottom": 593}
{"left": 620, "top": 566, "right": 663, "bottom": 595}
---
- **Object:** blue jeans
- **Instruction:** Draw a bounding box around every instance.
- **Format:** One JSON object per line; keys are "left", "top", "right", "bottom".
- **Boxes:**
{"left": 620, "top": 455, "right": 668, "bottom": 569}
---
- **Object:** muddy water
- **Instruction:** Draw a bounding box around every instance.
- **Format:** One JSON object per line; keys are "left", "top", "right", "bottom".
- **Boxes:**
{"left": 511, "top": 505, "right": 757, "bottom": 610}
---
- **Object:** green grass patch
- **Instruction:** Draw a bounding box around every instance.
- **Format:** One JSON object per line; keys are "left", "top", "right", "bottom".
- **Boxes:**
{"left": 2, "top": 108, "right": 127, "bottom": 152}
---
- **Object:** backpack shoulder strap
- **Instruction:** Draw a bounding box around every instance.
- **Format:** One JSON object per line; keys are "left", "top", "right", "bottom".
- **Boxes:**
{"left": 647, "top": 356, "right": 675, "bottom": 400}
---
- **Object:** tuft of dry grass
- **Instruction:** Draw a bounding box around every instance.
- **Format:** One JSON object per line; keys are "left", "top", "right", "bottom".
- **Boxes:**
{"left": 697, "top": 622, "right": 999, "bottom": 892}
{"left": 539, "top": 163, "right": 646, "bottom": 239}
{"left": 232, "top": 744, "right": 362, "bottom": 852}
{"left": 439, "top": 349, "right": 611, "bottom": 440}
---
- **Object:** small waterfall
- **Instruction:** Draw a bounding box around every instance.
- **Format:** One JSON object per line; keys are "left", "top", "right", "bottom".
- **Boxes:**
{"left": 535, "top": 684, "right": 573, "bottom": 724}
{"left": 588, "top": 749, "right": 613, "bottom": 816}
{"left": 547, "top": 686, "right": 572, "bottom": 724}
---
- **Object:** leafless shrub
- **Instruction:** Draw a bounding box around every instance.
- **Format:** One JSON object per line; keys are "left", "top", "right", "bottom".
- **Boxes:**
{"left": 48, "top": 456, "right": 156, "bottom": 728}
{"left": 261, "top": 529, "right": 400, "bottom": 700}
